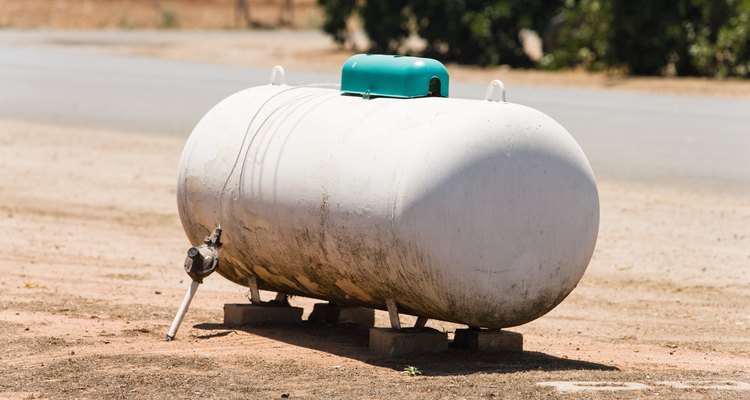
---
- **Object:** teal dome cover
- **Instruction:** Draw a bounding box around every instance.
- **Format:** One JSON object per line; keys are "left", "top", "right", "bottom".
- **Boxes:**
{"left": 341, "top": 54, "right": 449, "bottom": 98}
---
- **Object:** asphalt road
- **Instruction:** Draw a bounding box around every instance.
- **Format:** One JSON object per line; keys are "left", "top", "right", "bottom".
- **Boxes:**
{"left": 1, "top": 42, "right": 748, "bottom": 189}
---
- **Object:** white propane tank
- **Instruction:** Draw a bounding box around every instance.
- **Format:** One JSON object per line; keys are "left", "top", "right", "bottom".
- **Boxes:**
{"left": 177, "top": 55, "right": 599, "bottom": 329}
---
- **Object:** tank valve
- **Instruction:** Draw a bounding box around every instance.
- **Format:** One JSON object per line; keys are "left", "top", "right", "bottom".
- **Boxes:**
{"left": 166, "top": 227, "right": 222, "bottom": 341}
{"left": 184, "top": 228, "right": 222, "bottom": 283}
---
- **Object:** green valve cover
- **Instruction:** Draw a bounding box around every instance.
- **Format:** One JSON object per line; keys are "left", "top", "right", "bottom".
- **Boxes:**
{"left": 341, "top": 54, "right": 449, "bottom": 98}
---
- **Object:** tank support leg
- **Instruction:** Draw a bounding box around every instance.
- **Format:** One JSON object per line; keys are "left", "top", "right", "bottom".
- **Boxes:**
{"left": 273, "top": 292, "right": 289, "bottom": 305}
{"left": 227, "top": 276, "right": 301, "bottom": 326}
{"left": 370, "top": 300, "right": 447, "bottom": 356}
{"left": 247, "top": 274, "right": 288, "bottom": 305}
{"left": 247, "top": 275, "right": 262, "bottom": 304}
{"left": 385, "top": 299, "right": 401, "bottom": 330}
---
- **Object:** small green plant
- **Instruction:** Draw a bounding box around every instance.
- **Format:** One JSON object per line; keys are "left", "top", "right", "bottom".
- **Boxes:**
{"left": 403, "top": 365, "right": 422, "bottom": 376}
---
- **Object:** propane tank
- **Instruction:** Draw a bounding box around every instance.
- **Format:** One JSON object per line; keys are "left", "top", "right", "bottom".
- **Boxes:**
{"left": 176, "top": 54, "right": 599, "bottom": 329}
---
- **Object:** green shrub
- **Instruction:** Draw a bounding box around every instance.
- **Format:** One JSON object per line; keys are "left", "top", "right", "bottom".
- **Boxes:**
{"left": 546, "top": 0, "right": 750, "bottom": 77}
{"left": 318, "top": 0, "right": 750, "bottom": 77}
{"left": 540, "top": 0, "right": 611, "bottom": 71}
{"left": 360, "top": 0, "right": 410, "bottom": 52}
{"left": 317, "top": 0, "right": 355, "bottom": 45}
{"left": 410, "top": 0, "right": 563, "bottom": 66}
{"left": 687, "top": 0, "right": 750, "bottom": 77}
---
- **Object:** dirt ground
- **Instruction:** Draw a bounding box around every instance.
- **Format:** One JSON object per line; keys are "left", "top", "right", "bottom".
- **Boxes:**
{"left": 0, "top": 0, "right": 321, "bottom": 30}
{"left": 1, "top": 10, "right": 750, "bottom": 396}
{"left": 1, "top": 113, "right": 748, "bottom": 399}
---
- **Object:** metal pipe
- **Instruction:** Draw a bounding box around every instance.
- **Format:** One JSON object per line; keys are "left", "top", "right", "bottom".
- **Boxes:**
{"left": 166, "top": 280, "right": 200, "bottom": 341}
{"left": 166, "top": 227, "right": 222, "bottom": 341}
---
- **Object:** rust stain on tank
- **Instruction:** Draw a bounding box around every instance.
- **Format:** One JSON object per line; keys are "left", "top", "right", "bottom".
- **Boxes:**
{"left": 334, "top": 279, "right": 373, "bottom": 302}
{"left": 294, "top": 274, "right": 321, "bottom": 293}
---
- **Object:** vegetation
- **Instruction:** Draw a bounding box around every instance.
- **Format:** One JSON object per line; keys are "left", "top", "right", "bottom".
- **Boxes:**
{"left": 317, "top": 0, "right": 750, "bottom": 77}
{"left": 403, "top": 366, "right": 423, "bottom": 376}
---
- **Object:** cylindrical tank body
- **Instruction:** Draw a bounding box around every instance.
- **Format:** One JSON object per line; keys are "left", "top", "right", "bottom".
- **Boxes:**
{"left": 177, "top": 84, "right": 599, "bottom": 329}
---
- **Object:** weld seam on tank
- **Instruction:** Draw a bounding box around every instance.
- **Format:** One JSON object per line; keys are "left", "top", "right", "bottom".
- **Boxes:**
{"left": 218, "top": 84, "right": 340, "bottom": 228}
{"left": 238, "top": 91, "right": 341, "bottom": 200}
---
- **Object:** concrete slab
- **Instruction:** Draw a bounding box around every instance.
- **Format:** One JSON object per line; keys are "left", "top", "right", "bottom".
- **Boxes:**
{"left": 308, "top": 303, "right": 375, "bottom": 327}
{"left": 223, "top": 303, "right": 303, "bottom": 326}
{"left": 453, "top": 329, "right": 523, "bottom": 352}
{"left": 369, "top": 327, "right": 448, "bottom": 357}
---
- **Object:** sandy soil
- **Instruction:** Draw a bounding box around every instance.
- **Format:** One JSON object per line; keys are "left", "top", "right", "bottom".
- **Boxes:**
{"left": 1, "top": 118, "right": 748, "bottom": 399}
{"left": 0, "top": 0, "right": 321, "bottom": 30}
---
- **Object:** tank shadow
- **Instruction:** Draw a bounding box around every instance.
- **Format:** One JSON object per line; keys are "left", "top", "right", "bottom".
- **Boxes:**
{"left": 192, "top": 321, "right": 617, "bottom": 376}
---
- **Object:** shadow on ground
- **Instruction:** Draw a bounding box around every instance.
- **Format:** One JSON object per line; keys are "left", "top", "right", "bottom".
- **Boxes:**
{"left": 193, "top": 321, "right": 617, "bottom": 376}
